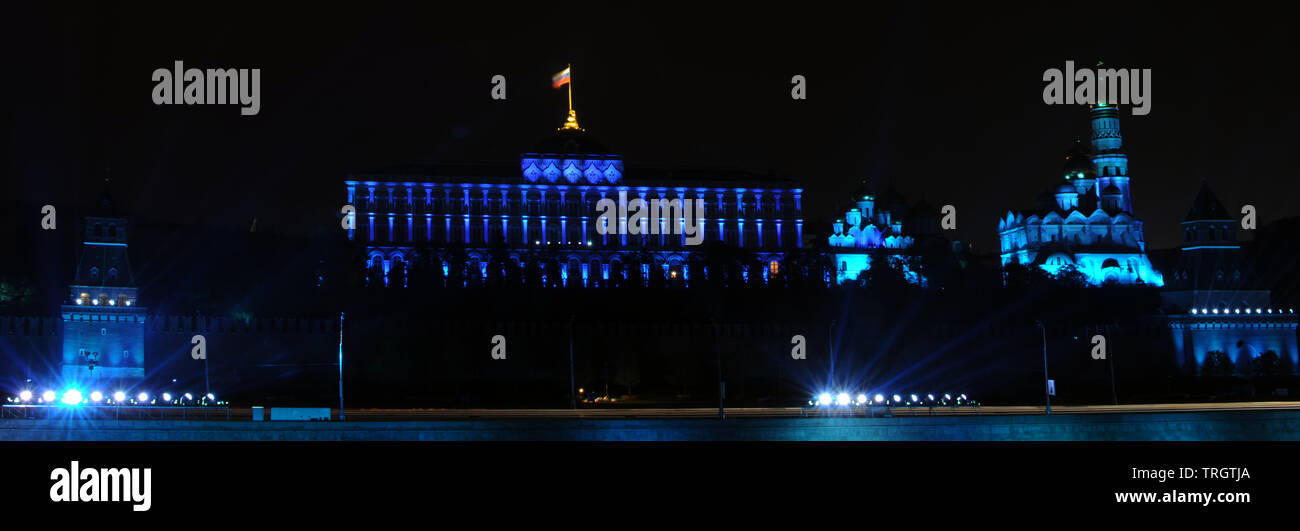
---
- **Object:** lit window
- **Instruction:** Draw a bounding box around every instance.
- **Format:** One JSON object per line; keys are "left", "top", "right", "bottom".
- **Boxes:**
{"left": 769, "top": 260, "right": 780, "bottom": 275}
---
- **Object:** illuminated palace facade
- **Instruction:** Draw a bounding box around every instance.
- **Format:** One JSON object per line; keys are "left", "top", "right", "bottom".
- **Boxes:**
{"left": 345, "top": 116, "right": 806, "bottom": 288}
{"left": 998, "top": 103, "right": 1164, "bottom": 286}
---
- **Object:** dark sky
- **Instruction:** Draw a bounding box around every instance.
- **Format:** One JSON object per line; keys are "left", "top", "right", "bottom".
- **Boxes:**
{"left": 8, "top": 2, "right": 1298, "bottom": 254}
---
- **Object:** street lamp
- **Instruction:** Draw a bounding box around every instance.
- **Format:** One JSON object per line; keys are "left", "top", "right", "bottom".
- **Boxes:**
{"left": 1036, "top": 320, "right": 1050, "bottom": 415}
{"left": 338, "top": 311, "right": 345, "bottom": 421}
{"left": 568, "top": 315, "right": 577, "bottom": 410}
{"left": 710, "top": 317, "right": 724, "bottom": 420}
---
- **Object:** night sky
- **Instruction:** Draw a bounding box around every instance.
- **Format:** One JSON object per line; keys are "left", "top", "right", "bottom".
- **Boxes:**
{"left": 8, "top": 2, "right": 1299, "bottom": 255}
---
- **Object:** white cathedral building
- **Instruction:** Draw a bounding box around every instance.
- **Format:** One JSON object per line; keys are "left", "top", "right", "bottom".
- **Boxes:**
{"left": 998, "top": 103, "right": 1164, "bottom": 286}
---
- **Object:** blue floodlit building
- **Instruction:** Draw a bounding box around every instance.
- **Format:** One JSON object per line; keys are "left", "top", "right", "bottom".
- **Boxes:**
{"left": 344, "top": 109, "right": 808, "bottom": 287}
{"left": 827, "top": 180, "right": 933, "bottom": 285}
{"left": 1161, "top": 182, "right": 1298, "bottom": 375}
{"left": 59, "top": 181, "right": 146, "bottom": 388}
{"left": 998, "top": 103, "right": 1163, "bottom": 286}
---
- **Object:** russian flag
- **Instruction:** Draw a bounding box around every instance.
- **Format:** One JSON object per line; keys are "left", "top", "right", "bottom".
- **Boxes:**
{"left": 551, "top": 67, "right": 571, "bottom": 88}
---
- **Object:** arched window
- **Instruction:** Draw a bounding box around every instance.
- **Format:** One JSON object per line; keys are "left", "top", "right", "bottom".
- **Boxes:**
{"left": 108, "top": 268, "right": 118, "bottom": 282}
{"left": 89, "top": 267, "right": 100, "bottom": 283}
{"left": 769, "top": 260, "right": 780, "bottom": 275}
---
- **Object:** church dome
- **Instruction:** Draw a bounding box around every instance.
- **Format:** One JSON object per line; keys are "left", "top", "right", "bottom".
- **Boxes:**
{"left": 852, "top": 179, "right": 875, "bottom": 202}
{"left": 909, "top": 199, "right": 937, "bottom": 218}
{"left": 1062, "top": 141, "right": 1096, "bottom": 180}
{"left": 877, "top": 185, "right": 907, "bottom": 211}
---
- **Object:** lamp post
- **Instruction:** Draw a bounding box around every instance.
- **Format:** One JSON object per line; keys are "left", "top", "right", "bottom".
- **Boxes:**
{"left": 568, "top": 315, "right": 576, "bottom": 410}
{"left": 1036, "top": 320, "right": 1050, "bottom": 414}
{"left": 1106, "top": 323, "right": 1118, "bottom": 405}
{"left": 828, "top": 319, "right": 836, "bottom": 383}
{"left": 710, "top": 317, "right": 724, "bottom": 420}
{"left": 203, "top": 351, "right": 210, "bottom": 399}
{"left": 338, "top": 311, "right": 345, "bottom": 421}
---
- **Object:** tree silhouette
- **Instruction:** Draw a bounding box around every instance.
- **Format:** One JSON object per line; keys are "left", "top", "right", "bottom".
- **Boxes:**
{"left": 1202, "top": 350, "right": 1234, "bottom": 378}
{"left": 1253, "top": 350, "right": 1281, "bottom": 378}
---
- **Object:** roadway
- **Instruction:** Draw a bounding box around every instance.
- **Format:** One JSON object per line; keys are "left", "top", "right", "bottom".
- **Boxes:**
{"left": 324, "top": 400, "right": 1300, "bottom": 421}
{"left": 9, "top": 401, "right": 1300, "bottom": 422}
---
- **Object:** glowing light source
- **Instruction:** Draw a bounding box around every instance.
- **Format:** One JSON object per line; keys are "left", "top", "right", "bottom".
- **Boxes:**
{"left": 856, "top": 393, "right": 868, "bottom": 405}
{"left": 817, "top": 393, "right": 832, "bottom": 407}
{"left": 874, "top": 394, "right": 885, "bottom": 404}
{"left": 61, "top": 389, "right": 82, "bottom": 405}
{"left": 162, "top": 393, "right": 172, "bottom": 402}
{"left": 42, "top": 390, "right": 56, "bottom": 402}
{"left": 206, "top": 393, "right": 215, "bottom": 401}
{"left": 90, "top": 391, "right": 103, "bottom": 402}
{"left": 19, "top": 390, "right": 32, "bottom": 402}
{"left": 184, "top": 393, "right": 193, "bottom": 401}
{"left": 137, "top": 392, "right": 149, "bottom": 402}
{"left": 835, "top": 393, "right": 851, "bottom": 406}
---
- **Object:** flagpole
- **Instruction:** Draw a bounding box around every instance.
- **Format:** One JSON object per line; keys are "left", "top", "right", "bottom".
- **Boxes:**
{"left": 567, "top": 63, "right": 573, "bottom": 112}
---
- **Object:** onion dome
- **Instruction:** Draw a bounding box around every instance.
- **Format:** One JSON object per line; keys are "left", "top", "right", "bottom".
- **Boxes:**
{"left": 909, "top": 199, "right": 937, "bottom": 218}
{"left": 1062, "top": 140, "right": 1096, "bottom": 180}
{"left": 852, "top": 178, "right": 875, "bottom": 202}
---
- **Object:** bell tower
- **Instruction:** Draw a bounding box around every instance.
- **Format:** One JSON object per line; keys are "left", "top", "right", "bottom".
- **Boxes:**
{"left": 1090, "top": 102, "right": 1132, "bottom": 211}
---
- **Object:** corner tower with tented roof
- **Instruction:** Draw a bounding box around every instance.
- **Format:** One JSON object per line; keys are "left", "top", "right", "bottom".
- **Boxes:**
{"left": 60, "top": 179, "right": 146, "bottom": 388}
